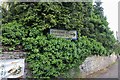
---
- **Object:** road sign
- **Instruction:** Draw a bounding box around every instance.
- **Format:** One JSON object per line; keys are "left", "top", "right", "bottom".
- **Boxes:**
{"left": 50, "top": 29, "right": 77, "bottom": 40}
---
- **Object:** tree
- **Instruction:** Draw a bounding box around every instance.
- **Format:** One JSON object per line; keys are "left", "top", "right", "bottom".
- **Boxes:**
{"left": 92, "top": 2, "right": 116, "bottom": 51}
{"left": 2, "top": 2, "right": 116, "bottom": 52}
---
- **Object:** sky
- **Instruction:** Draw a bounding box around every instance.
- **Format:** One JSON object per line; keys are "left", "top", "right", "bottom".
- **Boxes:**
{"left": 100, "top": 0, "right": 119, "bottom": 38}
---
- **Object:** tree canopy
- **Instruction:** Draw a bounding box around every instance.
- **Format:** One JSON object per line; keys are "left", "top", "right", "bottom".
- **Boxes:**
{"left": 2, "top": 2, "right": 116, "bottom": 51}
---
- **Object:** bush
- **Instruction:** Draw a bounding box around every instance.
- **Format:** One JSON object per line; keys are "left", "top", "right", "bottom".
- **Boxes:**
{"left": 22, "top": 35, "right": 107, "bottom": 78}
{"left": 1, "top": 21, "right": 27, "bottom": 51}
{"left": 1, "top": 21, "right": 43, "bottom": 51}
{"left": 2, "top": 2, "right": 116, "bottom": 51}
{"left": 1, "top": 21, "right": 107, "bottom": 78}
{"left": 113, "top": 41, "right": 120, "bottom": 54}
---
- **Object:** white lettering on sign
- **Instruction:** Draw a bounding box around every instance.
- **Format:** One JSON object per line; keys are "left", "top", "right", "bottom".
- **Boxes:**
{"left": 0, "top": 59, "right": 25, "bottom": 79}
{"left": 50, "top": 29, "right": 77, "bottom": 39}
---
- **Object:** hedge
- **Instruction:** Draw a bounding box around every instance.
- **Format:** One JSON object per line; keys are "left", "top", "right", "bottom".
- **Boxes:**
{"left": 1, "top": 21, "right": 107, "bottom": 78}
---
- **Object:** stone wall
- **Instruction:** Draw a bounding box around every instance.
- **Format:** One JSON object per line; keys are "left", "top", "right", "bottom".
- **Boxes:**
{"left": 0, "top": 52, "right": 118, "bottom": 78}
{"left": 0, "top": 52, "right": 26, "bottom": 59}
{"left": 79, "top": 53, "right": 118, "bottom": 77}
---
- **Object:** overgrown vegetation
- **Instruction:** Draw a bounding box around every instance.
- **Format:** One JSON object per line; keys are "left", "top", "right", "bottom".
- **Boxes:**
{"left": 25, "top": 35, "right": 107, "bottom": 78}
{"left": 2, "top": 2, "right": 116, "bottom": 51}
{"left": 113, "top": 41, "right": 120, "bottom": 54}
{"left": 1, "top": 2, "right": 116, "bottom": 78}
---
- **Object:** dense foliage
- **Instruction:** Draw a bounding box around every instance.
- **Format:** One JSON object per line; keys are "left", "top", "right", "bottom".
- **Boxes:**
{"left": 113, "top": 41, "right": 120, "bottom": 54}
{"left": 2, "top": 21, "right": 26, "bottom": 51}
{"left": 1, "top": 2, "right": 116, "bottom": 78}
{"left": 2, "top": 2, "right": 116, "bottom": 51}
{"left": 1, "top": 21, "right": 107, "bottom": 78}
{"left": 24, "top": 36, "right": 106, "bottom": 78}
